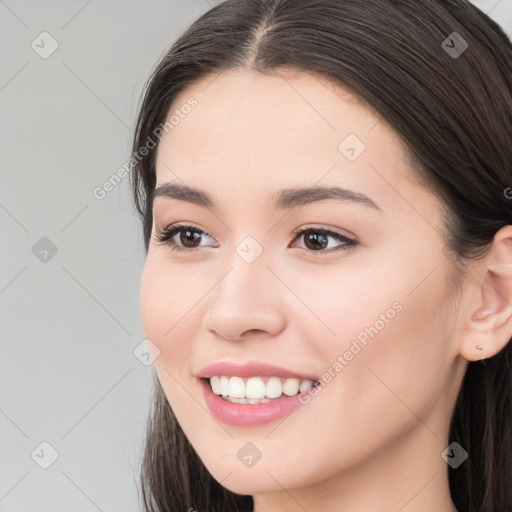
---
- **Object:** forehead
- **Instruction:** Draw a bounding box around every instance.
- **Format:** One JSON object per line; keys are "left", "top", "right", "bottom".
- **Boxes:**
{"left": 154, "top": 67, "right": 416, "bottom": 213}
{"left": 158, "top": 67, "right": 378, "bottom": 156}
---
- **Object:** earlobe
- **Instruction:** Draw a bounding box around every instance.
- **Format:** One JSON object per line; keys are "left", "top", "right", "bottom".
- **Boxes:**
{"left": 460, "top": 228, "right": 512, "bottom": 362}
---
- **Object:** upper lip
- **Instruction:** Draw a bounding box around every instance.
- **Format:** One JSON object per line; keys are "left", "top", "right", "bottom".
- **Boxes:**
{"left": 195, "top": 361, "right": 319, "bottom": 381}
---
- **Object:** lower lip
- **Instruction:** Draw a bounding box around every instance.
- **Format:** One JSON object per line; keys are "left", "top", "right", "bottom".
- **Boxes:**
{"left": 199, "top": 378, "right": 318, "bottom": 427}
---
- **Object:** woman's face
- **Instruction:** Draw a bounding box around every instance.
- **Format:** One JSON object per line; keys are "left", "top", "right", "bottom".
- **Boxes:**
{"left": 140, "top": 68, "right": 467, "bottom": 497}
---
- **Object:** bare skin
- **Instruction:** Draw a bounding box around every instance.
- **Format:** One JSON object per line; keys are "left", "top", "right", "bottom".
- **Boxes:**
{"left": 139, "top": 67, "right": 512, "bottom": 512}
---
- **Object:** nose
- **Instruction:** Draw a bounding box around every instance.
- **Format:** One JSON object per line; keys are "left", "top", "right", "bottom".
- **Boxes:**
{"left": 202, "top": 254, "right": 286, "bottom": 342}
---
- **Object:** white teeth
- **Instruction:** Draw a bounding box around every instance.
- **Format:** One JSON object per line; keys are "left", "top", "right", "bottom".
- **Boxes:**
{"left": 228, "top": 376, "right": 245, "bottom": 398}
{"left": 210, "top": 376, "right": 222, "bottom": 395}
{"left": 246, "top": 377, "right": 266, "bottom": 399}
{"left": 220, "top": 376, "right": 229, "bottom": 396}
{"left": 208, "top": 375, "right": 316, "bottom": 400}
{"left": 299, "top": 379, "right": 313, "bottom": 392}
{"left": 282, "top": 378, "right": 300, "bottom": 396}
{"left": 266, "top": 377, "right": 282, "bottom": 398}
{"left": 225, "top": 397, "right": 271, "bottom": 404}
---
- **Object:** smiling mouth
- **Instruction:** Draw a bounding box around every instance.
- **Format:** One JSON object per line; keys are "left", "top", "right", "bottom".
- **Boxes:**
{"left": 203, "top": 375, "right": 320, "bottom": 404}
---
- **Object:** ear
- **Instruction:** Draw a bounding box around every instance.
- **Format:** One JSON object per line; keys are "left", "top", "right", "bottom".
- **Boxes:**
{"left": 459, "top": 225, "right": 512, "bottom": 362}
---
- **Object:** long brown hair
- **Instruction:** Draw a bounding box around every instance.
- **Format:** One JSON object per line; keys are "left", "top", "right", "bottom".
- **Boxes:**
{"left": 130, "top": 1, "right": 512, "bottom": 510}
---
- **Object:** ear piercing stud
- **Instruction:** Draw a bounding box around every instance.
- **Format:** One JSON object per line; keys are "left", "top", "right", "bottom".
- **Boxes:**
{"left": 475, "top": 345, "right": 487, "bottom": 366}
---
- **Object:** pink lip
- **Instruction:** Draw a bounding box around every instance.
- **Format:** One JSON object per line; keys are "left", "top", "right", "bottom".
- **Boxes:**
{"left": 199, "top": 378, "right": 318, "bottom": 427}
{"left": 195, "top": 361, "right": 319, "bottom": 380}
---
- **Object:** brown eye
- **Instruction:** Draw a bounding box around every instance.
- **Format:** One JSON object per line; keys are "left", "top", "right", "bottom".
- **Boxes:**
{"left": 154, "top": 224, "right": 216, "bottom": 252}
{"left": 302, "top": 231, "right": 329, "bottom": 250}
{"left": 291, "top": 227, "right": 358, "bottom": 254}
{"left": 179, "top": 228, "right": 203, "bottom": 248}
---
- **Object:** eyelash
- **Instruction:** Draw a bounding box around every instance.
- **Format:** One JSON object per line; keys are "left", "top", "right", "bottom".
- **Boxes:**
{"left": 153, "top": 222, "right": 358, "bottom": 256}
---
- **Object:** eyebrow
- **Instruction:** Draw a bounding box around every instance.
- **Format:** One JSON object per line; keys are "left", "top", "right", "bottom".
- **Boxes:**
{"left": 153, "top": 182, "right": 381, "bottom": 211}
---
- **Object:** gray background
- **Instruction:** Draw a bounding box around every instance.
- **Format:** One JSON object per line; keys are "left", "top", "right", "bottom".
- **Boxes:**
{"left": 0, "top": 1, "right": 510, "bottom": 510}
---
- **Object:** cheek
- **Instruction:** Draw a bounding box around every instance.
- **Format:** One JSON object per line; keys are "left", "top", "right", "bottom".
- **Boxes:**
{"left": 140, "top": 257, "right": 213, "bottom": 431}
{"left": 308, "top": 230, "right": 453, "bottom": 368}
{"left": 139, "top": 255, "right": 200, "bottom": 370}
{"left": 315, "top": 260, "right": 454, "bottom": 440}
{"left": 294, "top": 248, "right": 454, "bottom": 429}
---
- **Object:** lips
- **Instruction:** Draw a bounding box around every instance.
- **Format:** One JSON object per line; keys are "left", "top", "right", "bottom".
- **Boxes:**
{"left": 195, "top": 360, "right": 319, "bottom": 381}
{"left": 199, "top": 377, "right": 318, "bottom": 426}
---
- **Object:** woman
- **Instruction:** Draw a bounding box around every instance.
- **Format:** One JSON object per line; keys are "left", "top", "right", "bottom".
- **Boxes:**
{"left": 130, "top": 1, "right": 512, "bottom": 510}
